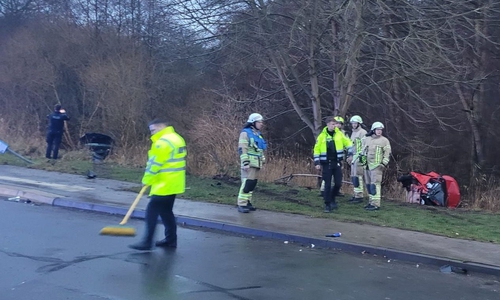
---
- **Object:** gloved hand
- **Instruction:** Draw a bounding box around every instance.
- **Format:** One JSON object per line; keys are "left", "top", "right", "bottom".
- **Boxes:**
{"left": 346, "top": 156, "right": 353, "bottom": 164}
{"left": 358, "top": 155, "right": 367, "bottom": 165}
{"left": 242, "top": 165, "right": 250, "bottom": 170}
{"left": 315, "top": 165, "right": 321, "bottom": 170}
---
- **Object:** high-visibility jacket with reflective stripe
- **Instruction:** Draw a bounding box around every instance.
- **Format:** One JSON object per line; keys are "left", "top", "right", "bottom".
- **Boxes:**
{"left": 350, "top": 127, "right": 367, "bottom": 162}
{"left": 239, "top": 127, "right": 266, "bottom": 168}
{"left": 361, "top": 135, "right": 391, "bottom": 170}
{"left": 313, "top": 127, "right": 353, "bottom": 165}
{"left": 142, "top": 126, "right": 186, "bottom": 196}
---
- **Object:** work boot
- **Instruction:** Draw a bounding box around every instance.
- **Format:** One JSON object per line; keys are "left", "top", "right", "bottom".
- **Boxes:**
{"left": 238, "top": 206, "right": 250, "bottom": 213}
{"left": 246, "top": 202, "right": 257, "bottom": 211}
{"left": 324, "top": 204, "right": 331, "bottom": 213}
{"left": 155, "top": 239, "right": 177, "bottom": 248}
{"left": 129, "top": 241, "right": 152, "bottom": 251}
{"left": 350, "top": 197, "right": 363, "bottom": 204}
{"left": 364, "top": 204, "right": 380, "bottom": 211}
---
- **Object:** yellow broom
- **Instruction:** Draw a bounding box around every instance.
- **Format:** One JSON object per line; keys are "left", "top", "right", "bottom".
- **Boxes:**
{"left": 100, "top": 185, "right": 148, "bottom": 236}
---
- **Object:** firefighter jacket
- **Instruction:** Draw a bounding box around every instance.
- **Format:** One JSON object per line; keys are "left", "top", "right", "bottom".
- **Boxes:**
{"left": 350, "top": 127, "right": 367, "bottom": 162}
{"left": 142, "top": 126, "right": 187, "bottom": 196}
{"left": 313, "top": 127, "right": 353, "bottom": 165}
{"left": 239, "top": 126, "right": 267, "bottom": 168}
{"left": 361, "top": 134, "right": 391, "bottom": 170}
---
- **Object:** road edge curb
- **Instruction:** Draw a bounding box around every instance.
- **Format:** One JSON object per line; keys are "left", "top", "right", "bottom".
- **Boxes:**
{"left": 0, "top": 186, "right": 56, "bottom": 205}
{"left": 51, "top": 197, "right": 500, "bottom": 277}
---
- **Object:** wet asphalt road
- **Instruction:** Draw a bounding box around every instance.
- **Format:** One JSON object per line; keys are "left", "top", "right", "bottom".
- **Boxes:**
{"left": 0, "top": 198, "right": 498, "bottom": 300}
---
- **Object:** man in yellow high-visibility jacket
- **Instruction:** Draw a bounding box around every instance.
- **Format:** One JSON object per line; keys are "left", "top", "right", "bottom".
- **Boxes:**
{"left": 314, "top": 116, "right": 353, "bottom": 213}
{"left": 129, "top": 119, "right": 186, "bottom": 251}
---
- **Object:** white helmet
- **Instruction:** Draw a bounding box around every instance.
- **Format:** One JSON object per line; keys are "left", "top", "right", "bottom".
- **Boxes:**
{"left": 350, "top": 115, "right": 363, "bottom": 124}
{"left": 371, "top": 121, "right": 384, "bottom": 131}
{"left": 247, "top": 113, "right": 264, "bottom": 123}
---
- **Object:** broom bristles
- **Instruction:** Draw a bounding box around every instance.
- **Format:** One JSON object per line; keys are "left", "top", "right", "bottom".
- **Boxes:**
{"left": 100, "top": 226, "right": 136, "bottom": 236}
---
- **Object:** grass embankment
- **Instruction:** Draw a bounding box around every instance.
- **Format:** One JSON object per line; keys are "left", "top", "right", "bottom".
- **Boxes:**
{"left": 1, "top": 151, "right": 499, "bottom": 244}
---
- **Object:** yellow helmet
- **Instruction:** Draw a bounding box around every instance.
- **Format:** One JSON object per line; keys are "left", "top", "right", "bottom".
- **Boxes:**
{"left": 333, "top": 116, "right": 344, "bottom": 124}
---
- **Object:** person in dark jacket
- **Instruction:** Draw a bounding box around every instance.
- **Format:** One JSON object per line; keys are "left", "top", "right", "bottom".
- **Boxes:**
{"left": 46, "top": 104, "right": 69, "bottom": 159}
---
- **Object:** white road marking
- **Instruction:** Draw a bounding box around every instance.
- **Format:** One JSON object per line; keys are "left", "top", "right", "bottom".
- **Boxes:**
{"left": 0, "top": 176, "right": 94, "bottom": 192}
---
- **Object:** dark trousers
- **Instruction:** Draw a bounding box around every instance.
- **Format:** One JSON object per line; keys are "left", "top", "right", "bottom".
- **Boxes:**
{"left": 46, "top": 132, "right": 63, "bottom": 159}
{"left": 322, "top": 163, "right": 343, "bottom": 205}
{"left": 143, "top": 195, "right": 177, "bottom": 244}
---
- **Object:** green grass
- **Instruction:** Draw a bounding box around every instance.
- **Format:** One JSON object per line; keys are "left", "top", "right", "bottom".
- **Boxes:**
{"left": 2, "top": 152, "right": 499, "bottom": 244}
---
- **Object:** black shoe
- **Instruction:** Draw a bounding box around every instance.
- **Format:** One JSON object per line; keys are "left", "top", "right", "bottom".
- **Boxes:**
{"left": 365, "top": 204, "right": 380, "bottom": 211}
{"left": 364, "top": 203, "right": 371, "bottom": 209}
{"left": 129, "top": 241, "right": 152, "bottom": 251}
{"left": 351, "top": 197, "right": 363, "bottom": 204}
{"left": 155, "top": 239, "right": 177, "bottom": 248}
{"left": 330, "top": 202, "right": 338, "bottom": 210}
{"left": 324, "top": 204, "right": 331, "bottom": 213}
{"left": 246, "top": 202, "right": 257, "bottom": 211}
{"left": 238, "top": 206, "right": 250, "bottom": 213}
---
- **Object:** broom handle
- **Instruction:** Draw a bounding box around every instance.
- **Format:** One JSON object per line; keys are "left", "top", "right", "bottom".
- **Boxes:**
{"left": 119, "top": 185, "right": 148, "bottom": 225}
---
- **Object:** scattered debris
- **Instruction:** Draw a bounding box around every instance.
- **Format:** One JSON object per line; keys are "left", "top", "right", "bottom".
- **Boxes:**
{"left": 7, "top": 196, "right": 21, "bottom": 202}
{"left": 440, "top": 265, "right": 467, "bottom": 275}
{"left": 325, "top": 232, "right": 341, "bottom": 237}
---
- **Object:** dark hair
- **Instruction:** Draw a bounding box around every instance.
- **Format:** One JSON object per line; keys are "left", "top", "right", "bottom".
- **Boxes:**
{"left": 324, "top": 116, "right": 335, "bottom": 124}
{"left": 54, "top": 104, "right": 62, "bottom": 111}
{"left": 148, "top": 118, "right": 170, "bottom": 127}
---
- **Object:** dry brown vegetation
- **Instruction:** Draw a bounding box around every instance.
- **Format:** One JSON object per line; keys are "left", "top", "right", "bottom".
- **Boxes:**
{"left": 1, "top": 0, "right": 500, "bottom": 211}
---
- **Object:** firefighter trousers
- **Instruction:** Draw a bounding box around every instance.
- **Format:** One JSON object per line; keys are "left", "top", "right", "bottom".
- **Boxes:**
{"left": 237, "top": 167, "right": 260, "bottom": 206}
{"left": 350, "top": 161, "right": 365, "bottom": 198}
{"left": 364, "top": 166, "right": 385, "bottom": 207}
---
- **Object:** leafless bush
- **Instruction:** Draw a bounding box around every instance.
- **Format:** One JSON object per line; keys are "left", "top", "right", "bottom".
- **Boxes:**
{"left": 184, "top": 95, "right": 243, "bottom": 177}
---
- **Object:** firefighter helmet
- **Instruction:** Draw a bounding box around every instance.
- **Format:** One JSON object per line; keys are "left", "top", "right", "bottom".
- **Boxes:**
{"left": 247, "top": 113, "right": 264, "bottom": 123}
{"left": 333, "top": 116, "right": 344, "bottom": 124}
{"left": 350, "top": 115, "right": 363, "bottom": 124}
{"left": 371, "top": 121, "right": 384, "bottom": 130}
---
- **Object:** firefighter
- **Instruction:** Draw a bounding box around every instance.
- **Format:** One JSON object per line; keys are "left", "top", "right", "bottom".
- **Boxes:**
{"left": 349, "top": 115, "right": 367, "bottom": 203}
{"left": 360, "top": 121, "right": 391, "bottom": 211}
{"left": 237, "top": 113, "right": 267, "bottom": 213}
{"left": 314, "top": 116, "right": 353, "bottom": 213}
